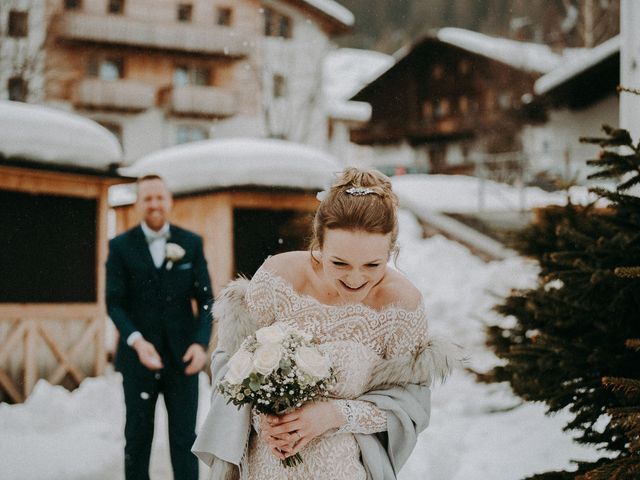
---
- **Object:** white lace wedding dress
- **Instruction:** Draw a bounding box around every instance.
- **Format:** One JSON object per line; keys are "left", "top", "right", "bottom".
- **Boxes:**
{"left": 243, "top": 265, "right": 427, "bottom": 480}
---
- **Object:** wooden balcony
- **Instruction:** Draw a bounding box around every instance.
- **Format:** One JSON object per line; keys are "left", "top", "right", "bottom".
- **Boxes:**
{"left": 56, "top": 13, "right": 250, "bottom": 57}
{"left": 169, "top": 85, "right": 237, "bottom": 118}
{"left": 73, "top": 78, "right": 157, "bottom": 111}
{"left": 351, "top": 117, "right": 478, "bottom": 145}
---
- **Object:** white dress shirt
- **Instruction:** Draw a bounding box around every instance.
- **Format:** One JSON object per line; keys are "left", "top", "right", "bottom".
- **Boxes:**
{"left": 141, "top": 221, "right": 170, "bottom": 268}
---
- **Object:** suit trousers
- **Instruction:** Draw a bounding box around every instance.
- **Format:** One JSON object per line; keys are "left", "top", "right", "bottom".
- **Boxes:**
{"left": 122, "top": 360, "right": 199, "bottom": 480}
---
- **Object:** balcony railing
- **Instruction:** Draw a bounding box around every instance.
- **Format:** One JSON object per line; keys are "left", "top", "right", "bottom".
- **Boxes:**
{"left": 73, "top": 78, "right": 157, "bottom": 111}
{"left": 169, "top": 85, "right": 237, "bottom": 117}
{"left": 57, "top": 13, "right": 250, "bottom": 57}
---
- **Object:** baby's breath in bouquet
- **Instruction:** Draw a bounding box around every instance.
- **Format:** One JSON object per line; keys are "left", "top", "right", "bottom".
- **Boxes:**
{"left": 218, "top": 324, "right": 335, "bottom": 467}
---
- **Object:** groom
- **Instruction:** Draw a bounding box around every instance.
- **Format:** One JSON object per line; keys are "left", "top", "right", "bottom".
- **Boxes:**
{"left": 106, "top": 174, "right": 213, "bottom": 480}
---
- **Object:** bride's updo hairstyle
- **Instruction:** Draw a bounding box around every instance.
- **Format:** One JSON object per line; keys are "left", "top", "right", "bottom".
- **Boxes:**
{"left": 310, "top": 167, "right": 399, "bottom": 256}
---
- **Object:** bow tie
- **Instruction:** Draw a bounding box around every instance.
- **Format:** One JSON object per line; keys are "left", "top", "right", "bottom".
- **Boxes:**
{"left": 145, "top": 230, "right": 170, "bottom": 244}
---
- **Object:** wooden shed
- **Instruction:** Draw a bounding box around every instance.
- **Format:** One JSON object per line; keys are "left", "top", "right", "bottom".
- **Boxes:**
{"left": 0, "top": 100, "right": 128, "bottom": 403}
{"left": 111, "top": 137, "right": 339, "bottom": 296}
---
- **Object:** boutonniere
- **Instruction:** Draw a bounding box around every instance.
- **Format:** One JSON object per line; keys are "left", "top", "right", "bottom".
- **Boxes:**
{"left": 165, "top": 243, "right": 185, "bottom": 270}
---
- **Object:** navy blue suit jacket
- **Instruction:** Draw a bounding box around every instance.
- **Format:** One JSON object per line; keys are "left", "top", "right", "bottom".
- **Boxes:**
{"left": 106, "top": 224, "right": 213, "bottom": 375}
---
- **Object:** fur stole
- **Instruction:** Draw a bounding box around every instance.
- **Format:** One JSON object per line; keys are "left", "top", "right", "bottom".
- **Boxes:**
{"left": 214, "top": 277, "right": 464, "bottom": 390}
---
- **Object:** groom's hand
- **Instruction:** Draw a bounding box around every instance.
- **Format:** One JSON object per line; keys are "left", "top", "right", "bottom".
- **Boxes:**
{"left": 132, "top": 338, "right": 164, "bottom": 371}
{"left": 183, "top": 343, "right": 207, "bottom": 375}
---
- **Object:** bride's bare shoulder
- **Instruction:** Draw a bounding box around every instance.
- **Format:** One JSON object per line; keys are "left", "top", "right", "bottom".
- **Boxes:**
{"left": 375, "top": 269, "right": 423, "bottom": 311}
{"left": 261, "top": 251, "right": 312, "bottom": 287}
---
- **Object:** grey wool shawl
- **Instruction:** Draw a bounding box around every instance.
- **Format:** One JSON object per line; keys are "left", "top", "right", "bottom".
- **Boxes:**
{"left": 192, "top": 277, "right": 463, "bottom": 480}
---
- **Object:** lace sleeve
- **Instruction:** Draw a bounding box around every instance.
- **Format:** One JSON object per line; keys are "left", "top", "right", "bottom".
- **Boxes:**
{"left": 333, "top": 399, "right": 387, "bottom": 434}
{"left": 245, "top": 265, "right": 278, "bottom": 328}
{"left": 384, "top": 307, "right": 428, "bottom": 359}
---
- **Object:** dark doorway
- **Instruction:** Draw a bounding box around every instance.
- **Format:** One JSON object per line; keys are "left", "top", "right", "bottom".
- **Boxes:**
{"left": 0, "top": 190, "right": 97, "bottom": 302}
{"left": 233, "top": 208, "right": 313, "bottom": 278}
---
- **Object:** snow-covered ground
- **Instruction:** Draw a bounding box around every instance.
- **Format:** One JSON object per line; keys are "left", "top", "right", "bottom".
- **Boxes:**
{"left": 0, "top": 211, "right": 603, "bottom": 480}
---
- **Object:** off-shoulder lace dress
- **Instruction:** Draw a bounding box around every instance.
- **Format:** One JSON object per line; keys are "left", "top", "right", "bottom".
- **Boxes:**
{"left": 243, "top": 265, "right": 427, "bottom": 480}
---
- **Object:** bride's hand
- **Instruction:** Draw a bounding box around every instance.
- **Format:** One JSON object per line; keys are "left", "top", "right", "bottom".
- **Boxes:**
{"left": 263, "top": 401, "right": 344, "bottom": 458}
{"left": 258, "top": 413, "right": 294, "bottom": 460}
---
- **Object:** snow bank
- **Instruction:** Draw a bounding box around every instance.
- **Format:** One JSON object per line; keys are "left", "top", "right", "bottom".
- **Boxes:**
{"left": 0, "top": 101, "right": 122, "bottom": 171}
{"left": 114, "top": 137, "right": 340, "bottom": 204}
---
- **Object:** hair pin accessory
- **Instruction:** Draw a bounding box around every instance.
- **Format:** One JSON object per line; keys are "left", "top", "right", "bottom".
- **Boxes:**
{"left": 346, "top": 187, "right": 374, "bottom": 196}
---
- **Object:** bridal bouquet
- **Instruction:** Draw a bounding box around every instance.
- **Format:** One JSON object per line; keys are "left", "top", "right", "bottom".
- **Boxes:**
{"left": 218, "top": 324, "right": 335, "bottom": 467}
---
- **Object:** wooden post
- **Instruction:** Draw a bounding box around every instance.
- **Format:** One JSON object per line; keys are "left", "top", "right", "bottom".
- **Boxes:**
{"left": 23, "top": 320, "right": 37, "bottom": 397}
{"left": 95, "top": 182, "right": 109, "bottom": 375}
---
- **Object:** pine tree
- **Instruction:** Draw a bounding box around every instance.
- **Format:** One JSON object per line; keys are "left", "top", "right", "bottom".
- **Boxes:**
{"left": 484, "top": 119, "right": 640, "bottom": 478}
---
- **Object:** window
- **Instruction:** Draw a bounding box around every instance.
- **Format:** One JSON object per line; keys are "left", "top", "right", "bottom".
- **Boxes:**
{"left": 173, "top": 65, "right": 211, "bottom": 86}
{"left": 100, "top": 57, "right": 124, "bottom": 80}
{"left": 176, "top": 125, "right": 208, "bottom": 144}
{"left": 8, "top": 10, "right": 28, "bottom": 38}
{"left": 64, "top": 0, "right": 82, "bottom": 10}
{"left": 498, "top": 92, "right": 512, "bottom": 109}
{"left": 458, "top": 59, "right": 471, "bottom": 75}
{"left": 485, "top": 91, "right": 495, "bottom": 111}
{"left": 216, "top": 7, "right": 232, "bottom": 26}
{"left": 273, "top": 74, "right": 286, "bottom": 98}
{"left": 458, "top": 96, "right": 469, "bottom": 114}
{"left": 278, "top": 15, "right": 291, "bottom": 39}
{"left": 434, "top": 98, "right": 450, "bottom": 118}
{"left": 264, "top": 7, "right": 292, "bottom": 39}
{"left": 177, "top": 3, "right": 193, "bottom": 22}
{"left": 107, "top": 0, "right": 125, "bottom": 14}
{"left": 432, "top": 64, "right": 444, "bottom": 80}
{"left": 421, "top": 101, "right": 433, "bottom": 119}
{"left": 469, "top": 98, "right": 480, "bottom": 113}
{"left": 8, "top": 77, "right": 27, "bottom": 102}
{"left": 87, "top": 56, "right": 124, "bottom": 80}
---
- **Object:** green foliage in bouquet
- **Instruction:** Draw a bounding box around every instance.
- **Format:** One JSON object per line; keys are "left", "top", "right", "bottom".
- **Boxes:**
{"left": 484, "top": 118, "right": 640, "bottom": 479}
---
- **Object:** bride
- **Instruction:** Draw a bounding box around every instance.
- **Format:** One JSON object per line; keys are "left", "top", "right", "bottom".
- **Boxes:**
{"left": 193, "top": 167, "right": 460, "bottom": 479}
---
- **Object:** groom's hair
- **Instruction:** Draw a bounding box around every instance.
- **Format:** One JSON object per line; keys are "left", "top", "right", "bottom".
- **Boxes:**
{"left": 137, "top": 174, "right": 165, "bottom": 185}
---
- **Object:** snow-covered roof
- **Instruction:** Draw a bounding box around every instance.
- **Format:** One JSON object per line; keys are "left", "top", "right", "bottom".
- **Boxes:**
{"left": 323, "top": 48, "right": 394, "bottom": 121}
{"left": 436, "top": 28, "right": 563, "bottom": 74}
{"left": 300, "top": 0, "right": 354, "bottom": 27}
{"left": 535, "top": 35, "right": 620, "bottom": 95}
{"left": 324, "top": 48, "right": 395, "bottom": 100}
{"left": 325, "top": 99, "right": 371, "bottom": 122}
{"left": 0, "top": 101, "right": 122, "bottom": 171}
{"left": 114, "top": 137, "right": 340, "bottom": 204}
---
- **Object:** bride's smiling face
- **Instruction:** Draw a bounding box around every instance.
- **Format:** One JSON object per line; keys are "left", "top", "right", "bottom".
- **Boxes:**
{"left": 320, "top": 228, "right": 391, "bottom": 303}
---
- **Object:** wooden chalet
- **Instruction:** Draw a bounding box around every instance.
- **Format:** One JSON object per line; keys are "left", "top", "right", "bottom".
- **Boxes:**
{"left": 0, "top": 101, "right": 128, "bottom": 403}
{"left": 350, "top": 31, "right": 551, "bottom": 176}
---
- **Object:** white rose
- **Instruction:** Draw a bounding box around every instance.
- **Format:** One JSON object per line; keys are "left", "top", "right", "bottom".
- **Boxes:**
{"left": 295, "top": 346, "right": 330, "bottom": 379}
{"left": 224, "top": 349, "right": 253, "bottom": 384}
{"left": 165, "top": 243, "right": 185, "bottom": 262}
{"left": 255, "top": 324, "right": 286, "bottom": 345}
{"left": 253, "top": 343, "right": 282, "bottom": 375}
